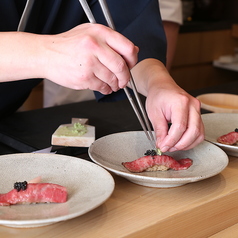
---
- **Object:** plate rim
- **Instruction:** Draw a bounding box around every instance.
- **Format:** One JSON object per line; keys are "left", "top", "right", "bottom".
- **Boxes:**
{"left": 0, "top": 153, "right": 115, "bottom": 227}
{"left": 202, "top": 113, "right": 238, "bottom": 153}
{"left": 88, "top": 131, "right": 229, "bottom": 185}
{"left": 196, "top": 93, "right": 238, "bottom": 112}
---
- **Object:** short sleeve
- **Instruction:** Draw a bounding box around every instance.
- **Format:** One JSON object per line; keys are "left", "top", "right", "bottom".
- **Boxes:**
{"left": 158, "top": 0, "right": 183, "bottom": 25}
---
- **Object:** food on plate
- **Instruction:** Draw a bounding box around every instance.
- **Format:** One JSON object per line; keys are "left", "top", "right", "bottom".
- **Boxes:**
{"left": 122, "top": 153, "right": 193, "bottom": 173}
{"left": 51, "top": 121, "right": 95, "bottom": 147}
{"left": 144, "top": 149, "right": 162, "bottom": 156}
{"left": 0, "top": 181, "right": 67, "bottom": 206}
{"left": 217, "top": 128, "right": 238, "bottom": 145}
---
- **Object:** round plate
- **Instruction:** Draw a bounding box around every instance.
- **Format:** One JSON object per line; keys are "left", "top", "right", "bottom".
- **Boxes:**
{"left": 0, "top": 153, "right": 114, "bottom": 228}
{"left": 202, "top": 113, "right": 238, "bottom": 157}
{"left": 196, "top": 93, "right": 238, "bottom": 113}
{"left": 88, "top": 131, "right": 228, "bottom": 188}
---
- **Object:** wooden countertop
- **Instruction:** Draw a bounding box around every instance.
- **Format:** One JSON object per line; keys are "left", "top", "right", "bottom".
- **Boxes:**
{"left": 1, "top": 154, "right": 238, "bottom": 238}
{"left": 0, "top": 82, "right": 237, "bottom": 237}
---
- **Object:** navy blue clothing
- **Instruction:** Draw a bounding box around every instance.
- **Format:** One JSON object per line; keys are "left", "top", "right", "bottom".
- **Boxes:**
{"left": 0, "top": 0, "right": 166, "bottom": 117}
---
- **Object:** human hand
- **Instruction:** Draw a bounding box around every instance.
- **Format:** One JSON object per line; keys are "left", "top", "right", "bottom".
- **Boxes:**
{"left": 43, "top": 23, "right": 139, "bottom": 94}
{"left": 130, "top": 59, "right": 204, "bottom": 153}
{"left": 146, "top": 82, "right": 204, "bottom": 153}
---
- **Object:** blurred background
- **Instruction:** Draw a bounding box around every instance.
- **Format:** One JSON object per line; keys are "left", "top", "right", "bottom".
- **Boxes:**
{"left": 169, "top": 0, "right": 238, "bottom": 92}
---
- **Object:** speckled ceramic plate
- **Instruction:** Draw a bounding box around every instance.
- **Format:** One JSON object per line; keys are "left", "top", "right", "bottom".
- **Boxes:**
{"left": 202, "top": 113, "right": 238, "bottom": 157}
{"left": 0, "top": 153, "right": 114, "bottom": 228}
{"left": 88, "top": 131, "right": 228, "bottom": 188}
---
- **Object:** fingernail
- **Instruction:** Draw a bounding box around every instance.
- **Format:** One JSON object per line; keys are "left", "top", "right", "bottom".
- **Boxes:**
{"left": 160, "top": 146, "right": 170, "bottom": 153}
{"left": 169, "top": 147, "right": 177, "bottom": 152}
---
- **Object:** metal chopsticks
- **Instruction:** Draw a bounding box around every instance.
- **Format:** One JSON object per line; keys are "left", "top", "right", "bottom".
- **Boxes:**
{"left": 78, "top": 0, "right": 157, "bottom": 150}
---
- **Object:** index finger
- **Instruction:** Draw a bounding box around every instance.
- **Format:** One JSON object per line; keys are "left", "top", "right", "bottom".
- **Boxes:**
{"left": 159, "top": 106, "right": 189, "bottom": 152}
{"left": 105, "top": 29, "right": 139, "bottom": 69}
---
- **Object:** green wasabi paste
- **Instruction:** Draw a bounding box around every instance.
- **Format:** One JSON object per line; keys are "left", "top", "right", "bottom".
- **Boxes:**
{"left": 56, "top": 122, "right": 87, "bottom": 137}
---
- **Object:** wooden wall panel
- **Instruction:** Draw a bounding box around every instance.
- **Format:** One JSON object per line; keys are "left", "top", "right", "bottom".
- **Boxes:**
{"left": 171, "top": 27, "right": 238, "bottom": 92}
{"left": 172, "top": 32, "right": 201, "bottom": 66}
{"left": 200, "top": 30, "right": 237, "bottom": 62}
{"left": 171, "top": 64, "right": 238, "bottom": 92}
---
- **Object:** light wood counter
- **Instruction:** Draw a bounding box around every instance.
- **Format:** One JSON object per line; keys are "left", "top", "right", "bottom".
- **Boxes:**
{"left": 1, "top": 155, "right": 238, "bottom": 238}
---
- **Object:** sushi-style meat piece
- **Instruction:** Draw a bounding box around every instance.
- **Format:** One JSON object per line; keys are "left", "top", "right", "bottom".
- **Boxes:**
{"left": 0, "top": 183, "right": 67, "bottom": 206}
{"left": 122, "top": 155, "right": 193, "bottom": 173}
{"left": 217, "top": 131, "right": 238, "bottom": 145}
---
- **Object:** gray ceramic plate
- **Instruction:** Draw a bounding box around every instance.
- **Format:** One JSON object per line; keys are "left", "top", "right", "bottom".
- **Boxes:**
{"left": 88, "top": 131, "right": 228, "bottom": 188}
{"left": 0, "top": 153, "right": 114, "bottom": 228}
{"left": 202, "top": 113, "right": 238, "bottom": 157}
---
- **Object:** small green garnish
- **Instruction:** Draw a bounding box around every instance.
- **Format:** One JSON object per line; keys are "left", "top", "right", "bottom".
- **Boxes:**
{"left": 156, "top": 148, "right": 162, "bottom": 155}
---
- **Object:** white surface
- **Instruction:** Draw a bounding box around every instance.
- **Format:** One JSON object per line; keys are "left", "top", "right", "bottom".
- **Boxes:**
{"left": 0, "top": 153, "right": 114, "bottom": 228}
{"left": 213, "top": 60, "right": 238, "bottom": 72}
{"left": 159, "top": 0, "right": 182, "bottom": 24}
{"left": 43, "top": 79, "right": 95, "bottom": 108}
{"left": 89, "top": 131, "right": 228, "bottom": 188}
{"left": 202, "top": 113, "right": 238, "bottom": 157}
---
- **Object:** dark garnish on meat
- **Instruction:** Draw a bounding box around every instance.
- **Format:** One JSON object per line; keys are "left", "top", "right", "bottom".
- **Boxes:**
{"left": 235, "top": 128, "right": 238, "bottom": 132}
{"left": 14, "top": 181, "right": 28, "bottom": 192}
{"left": 144, "top": 149, "right": 157, "bottom": 156}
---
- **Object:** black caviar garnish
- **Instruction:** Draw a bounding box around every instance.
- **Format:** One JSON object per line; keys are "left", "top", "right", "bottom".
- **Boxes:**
{"left": 235, "top": 128, "right": 238, "bottom": 132}
{"left": 144, "top": 149, "right": 157, "bottom": 156}
{"left": 14, "top": 181, "right": 28, "bottom": 192}
{"left": 144, "top": 149, "right": 152, "bottom": 155}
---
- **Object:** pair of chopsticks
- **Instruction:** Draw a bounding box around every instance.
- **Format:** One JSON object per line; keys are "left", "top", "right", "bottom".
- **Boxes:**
{"left": 78, "top": 0, "right": 158, "bottom": 152}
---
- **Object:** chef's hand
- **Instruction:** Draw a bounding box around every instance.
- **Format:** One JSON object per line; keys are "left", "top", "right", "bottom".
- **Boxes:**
{"left": 131, "top": 59, "right": 204, "bottom": 153}
{"left": 146, "top": 79, "right": 204, "bottom": 153}
{"left": 43, "top": 23, "right": 139, "bottom": 94}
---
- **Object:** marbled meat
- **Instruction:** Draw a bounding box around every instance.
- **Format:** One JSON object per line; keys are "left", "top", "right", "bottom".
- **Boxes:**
{"left": 0, "top": 183, "right": 67, "bottom": 206}
{"left": 122, "top": 155, "right": 193, "bottom": 173}
{"left": 217, "top": 131, "right": 238, "bottom": 145}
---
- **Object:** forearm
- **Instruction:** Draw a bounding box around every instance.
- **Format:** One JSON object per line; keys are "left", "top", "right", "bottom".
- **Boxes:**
{"left": 0, "top": 32, "right": 47, "bottom": 82}
{"left": 131, "top": 58, "right": 180, "bottom": 96}
{"left": 0, "top": 24, "right": 138, "bottom": 94}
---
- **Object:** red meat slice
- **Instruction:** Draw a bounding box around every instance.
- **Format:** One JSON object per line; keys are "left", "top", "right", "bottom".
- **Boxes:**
{"left": 217, "top": 131, "right": 238, "bottom": 145}
{"left": 0, "top": 183, "right": 67, "bottom": 206}
{"left": 122, "top": 155, "right": 193, "bottom": 173}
